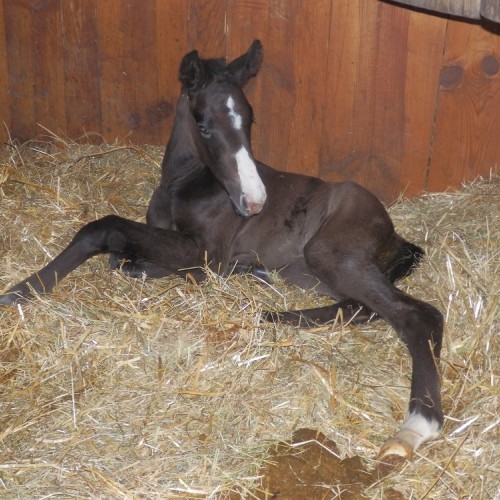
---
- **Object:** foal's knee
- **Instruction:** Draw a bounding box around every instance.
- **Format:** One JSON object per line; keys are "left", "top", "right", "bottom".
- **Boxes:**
{"left": 72, "top": 215, "right": 125, "bottom": 255}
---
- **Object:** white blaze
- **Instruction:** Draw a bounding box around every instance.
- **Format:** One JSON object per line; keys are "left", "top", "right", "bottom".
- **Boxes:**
{"left": 227, "top": 96, "right": 242, "bottom": 130}
{"left": 235, "top": 146, "right": 267, "bottom": 207}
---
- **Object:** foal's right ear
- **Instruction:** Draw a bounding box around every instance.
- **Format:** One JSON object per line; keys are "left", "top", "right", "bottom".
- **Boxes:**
{"left": 179, "top": 50, "right": 206, "bottom": 90}
{"left": 226, "top": 39, "right": 263, "bottom": 86}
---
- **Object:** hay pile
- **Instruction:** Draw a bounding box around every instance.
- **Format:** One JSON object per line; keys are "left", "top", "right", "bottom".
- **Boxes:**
{"left": 0, "top": 137, "right": 498, "bottom": 498}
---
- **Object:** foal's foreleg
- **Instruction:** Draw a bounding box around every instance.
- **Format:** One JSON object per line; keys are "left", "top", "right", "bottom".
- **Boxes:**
{"left": 108, "top": 253, "right": 172, "bottom": 279}
{"left": 0, "top": 215, "right": 203, "bottom": 305}
{"left": 107, "top": 186, "right": 177, "bottom": 279}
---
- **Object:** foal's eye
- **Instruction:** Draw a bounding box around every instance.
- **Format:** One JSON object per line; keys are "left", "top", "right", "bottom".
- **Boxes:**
{"left": 197, "top": 124, "right": 211, "bottom": 139}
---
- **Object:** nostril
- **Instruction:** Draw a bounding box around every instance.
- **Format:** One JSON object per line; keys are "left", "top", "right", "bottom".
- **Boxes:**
{"left": 246, "top": 200, "right": 264, "bottom": 216}
{"left": 239, "top": 195, "right": 249, "bottom": 212}
{"left": 237, "top": 194, "right": 265, "bottom": 217}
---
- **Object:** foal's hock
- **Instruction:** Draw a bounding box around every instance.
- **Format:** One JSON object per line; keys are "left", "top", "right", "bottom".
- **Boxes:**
{"left": 0, "top": 40, "right": 443, "bottom": 461}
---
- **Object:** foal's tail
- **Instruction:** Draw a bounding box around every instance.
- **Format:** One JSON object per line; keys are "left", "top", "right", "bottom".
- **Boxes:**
{"left": 384, "top": 239, "right": 424, "bottom": 283}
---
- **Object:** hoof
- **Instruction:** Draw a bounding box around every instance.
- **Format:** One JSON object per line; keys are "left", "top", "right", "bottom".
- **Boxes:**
{"left": 377, "top": 412, "right": 441, "bottom": 466}
{"left": 377, "top": 437, "right": 413, "bottom": 461}
{"left": 261, "top": 310, "right": 311, "bottom": 327}
{"left": 376, "top": 438, "right": 413, "bottom": 476}
{"left": 0, "top": 283, "right": 32, "bottom": 306}
{"left": 377, "top": 437, "right": 413, "bottom": 460}
{"left": 261, "top": 310, "right": 284, "bottom": 323}
{"left": 251, "top": 264, "right": 273, "bottom": 284}
{"left": 0, "top": 293, "right": 20, "bottom": 307}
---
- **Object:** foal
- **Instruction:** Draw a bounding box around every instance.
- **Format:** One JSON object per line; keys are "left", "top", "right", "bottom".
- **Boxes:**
{"left": 0, "top": 40, "right": 443, "bottom": 461}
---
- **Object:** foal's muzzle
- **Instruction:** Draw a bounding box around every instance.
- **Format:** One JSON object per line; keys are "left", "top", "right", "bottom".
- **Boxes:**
{"left": 237, "top": 194, "right": 266, "bottom": 217}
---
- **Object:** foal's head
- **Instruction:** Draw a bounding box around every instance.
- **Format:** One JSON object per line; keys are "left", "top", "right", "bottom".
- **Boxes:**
{"left": 179, "top": 40, "right": 267, "bottom": 217}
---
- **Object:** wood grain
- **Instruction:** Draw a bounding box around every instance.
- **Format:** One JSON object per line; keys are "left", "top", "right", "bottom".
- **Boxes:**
{"left": 320, "top": 1, "right": 447, "bottom": 202}
{"left": 428, "top": 21, "right": 500, "bottom": 191}
{"left": 127, "top": 0, "right": 160, "bottom": 144}
{"left": 31, "top": 0, "right": 66, "bottom": 139}
{"left": 0, "top": 0, "right": 11, "bottom": 143}
{"left": 319, "top": 0, "right": 362, "bottom": 180}
{"left": 398, "top": 10, "right": 447, "bottom": 196}
{"left": 187, "top": 0, "right": 226, "bottom": 56}
{"left": 61, "top": 0, "right": 102, "bottom": 141}
{"left": 1, "top": 0, "right": 499, "bottom": 200}
{"left": 96, "top": 0, "right": 159, "bottom": 142}
{"left": 3, "top": 0, "right": 37, "bottom": 142}
{"left": 285, "top": 0, "right": 331, "bottom": 177}
{"left": 155, "top": 0, "right": 188, "bottom": 145}
{"left": 321, "top": 0, "right": 407, "bottom": 200}
{"left": 226, "top": 0, "right": 292, "bottom": 171}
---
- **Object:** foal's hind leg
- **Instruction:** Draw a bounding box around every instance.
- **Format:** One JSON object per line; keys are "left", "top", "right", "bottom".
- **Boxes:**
{"left": 0, "top": 215, "right": 203, "bottom": 305}
{"left": 303, "top": 225, "right": 443, "bottom": 460}
{"left": 264, "top": 299, "right": 377, "bottom": 327}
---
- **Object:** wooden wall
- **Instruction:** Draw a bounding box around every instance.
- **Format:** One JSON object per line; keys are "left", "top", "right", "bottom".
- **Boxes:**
{"left": 1, "top": 0, "right": 499, "bottom": 202}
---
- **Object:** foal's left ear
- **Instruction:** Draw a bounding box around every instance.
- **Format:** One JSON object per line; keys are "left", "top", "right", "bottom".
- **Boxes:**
{"left": 225, "top": 40, "right": 263, "bottom": 86}
{"left": 179, "top": 50, "right": 207, "bottom": 90}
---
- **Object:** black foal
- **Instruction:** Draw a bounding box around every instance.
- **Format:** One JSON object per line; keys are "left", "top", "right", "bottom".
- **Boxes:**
{"left": 0, "top": 40, "right": 443, "bottom": 460}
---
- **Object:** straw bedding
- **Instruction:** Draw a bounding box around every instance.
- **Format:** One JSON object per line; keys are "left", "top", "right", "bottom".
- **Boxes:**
{"left": 0, "top": 137, "right": 498, "bottom": 499}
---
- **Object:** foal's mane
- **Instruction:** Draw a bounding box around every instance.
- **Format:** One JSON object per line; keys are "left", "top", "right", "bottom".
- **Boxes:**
{"left": 202, "top": 58, "right": 226, "bottom": 76}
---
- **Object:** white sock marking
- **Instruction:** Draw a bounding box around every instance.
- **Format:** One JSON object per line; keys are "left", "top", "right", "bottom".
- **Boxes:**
{"left": 396, "top": 412, "right": 441, "bottom": 451}
{"left": 234, "top": 146, "right": 267, "bottom": 207}
{"left": 227, "top": 96, "right": 242, "bottom": 130}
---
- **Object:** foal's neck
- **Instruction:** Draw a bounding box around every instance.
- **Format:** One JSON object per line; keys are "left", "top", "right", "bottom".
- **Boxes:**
{"left": 161, "top": 94, "right": 206, "bottom": 188}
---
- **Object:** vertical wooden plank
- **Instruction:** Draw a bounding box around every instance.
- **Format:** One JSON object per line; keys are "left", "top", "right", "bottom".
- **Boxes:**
{"left": 128, "top": 0, "right": 161, "bottom": 144}
{"left": 399, "top": 11, "right": 447, "bottom": 196}
{"left": 0, "top": 0, "right": 12, "bottom": 143}
{"left": 31, "top": 0, "right": 66, "bottom": 138}
{"left": 154, "top": 0, "right": 188, "bottom": 144}
{"left": 371, "top": 5, "right": 447, "bottom": 198}
{"left": 97, "top": 0, "right": 159, "bottom": 143}
{"left": 321, "top": 0, "right": 408, "bottom": 202}
{"left": 226, "top": 0, "right": 291, "bottom": 170}
{"left": 321, "top": 0, "right": 447, "bottom": 202}
{"left": 228, "top": 0, "right": 331, "bottom": 176}
{"left": 319, "top": 0, "right": 362, "bottom": 178}
{"left": 368, "top": 5, "right": 411, "bottom": 198}
{"left": 321, "top": 0, "right": 385, "bottom": 195}
{"left": 427, "top": 22, "right": 500, "bottom": 192}
{"left": 96, "top": 0, "right": 131, "bottom": 140}
{"left": 285, "top": 0, "right": 331, "bottom": 177}
{"left": 61, "top": 0, "right": 102, "bottom": 141}
{"left": 3, "top": 0, "right": 36, "bottom": 143}
{"left": 187, "top": 0, "right": 226, "bottom": 55}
